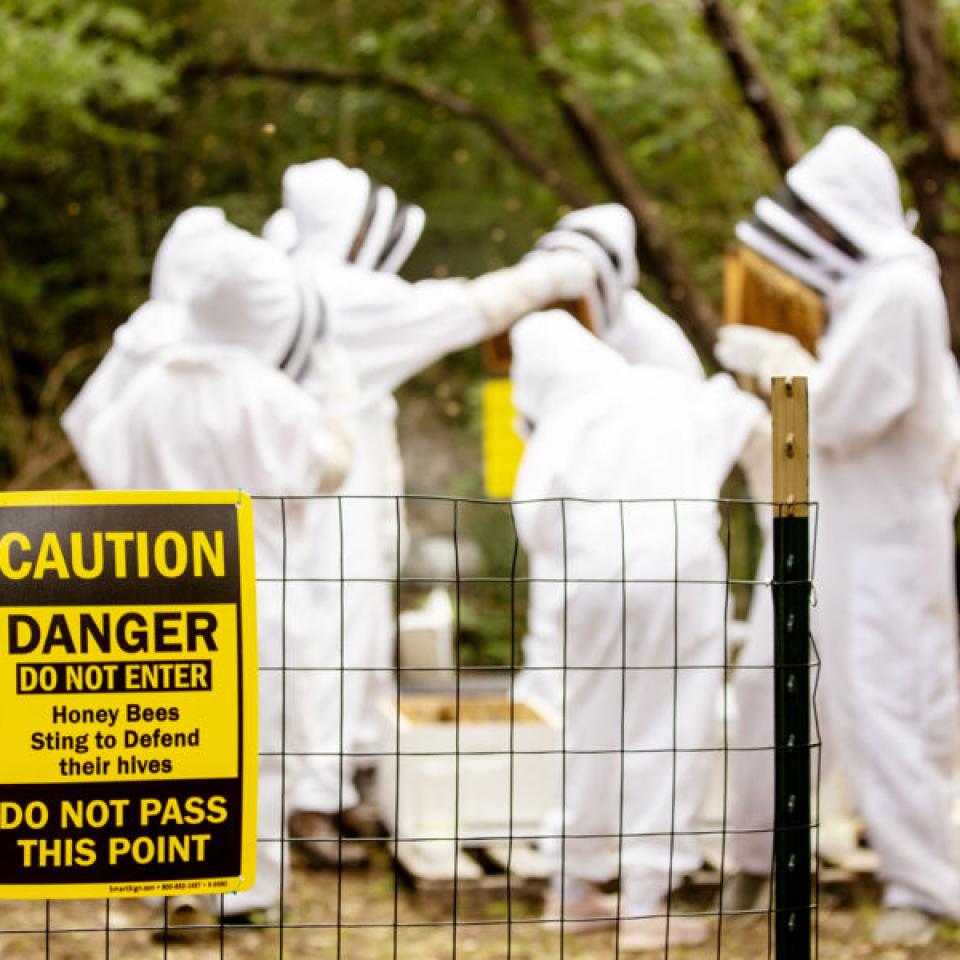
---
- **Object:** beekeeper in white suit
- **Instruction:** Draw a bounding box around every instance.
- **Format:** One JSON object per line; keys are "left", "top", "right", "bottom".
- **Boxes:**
{"left": 69, "top": 223, "right": 354, "bottom": 930}
{"left": 264, "top": 160, "right": 624, "bottom": 865}
{"left": 717, "top": 126, "right": 960, "bottom": 947}
{"left": 515, "top": 207, "right": 752, "bottom": 918}
{"left": 269, "top": 161, "right": 429, "bottom": 840}
{"left": 518, "top": 205, "right": 707, "bottom": 718}
{"left": 61, "top": 207, "right": 227, "bottom": 481}
{"left": 511, "top": 310, "right": 766, "bottom": 952}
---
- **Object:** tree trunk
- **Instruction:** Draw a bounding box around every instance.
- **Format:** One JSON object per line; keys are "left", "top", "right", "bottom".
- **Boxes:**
{"left": 892, "top": 0, "right": 960, "bottom": 352}
{"left": 700, "top": 0, "right": 804, "bottom": 174}
{"left": 502, "top": 0, "right": 719, "bottom": 354}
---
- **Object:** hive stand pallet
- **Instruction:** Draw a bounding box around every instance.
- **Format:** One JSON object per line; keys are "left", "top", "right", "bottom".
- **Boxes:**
{"left": 393, "top": 839, "right": 551, "bottom": 899}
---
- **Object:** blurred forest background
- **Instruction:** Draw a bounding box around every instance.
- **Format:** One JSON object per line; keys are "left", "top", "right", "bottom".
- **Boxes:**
{"left": 4, "top": 0, "right": 960, "bottom": 500}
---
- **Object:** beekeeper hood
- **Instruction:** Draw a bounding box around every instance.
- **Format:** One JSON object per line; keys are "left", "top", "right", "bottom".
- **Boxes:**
{"left": 737, "top": 126, "right": 931, "bottom": 296}
{"left": 535, "top": 204, "right": 638, "bottom": 336}
{"left": 151, "top": 207, "right": 229, "bottom": 303}
{"left": 787, "top": 126, "right": 930, "bottom": 265}
{"left": 276, "top": 158, "right": 426, "bottom": 273}
{"left": 510, "top": 309, "right": 631, "bottom": 428}
{"left": 185, "top": 226, "right": 324, "bottom": 379}
{"left": 61, "top": 208, "right": 230, "bottom": 456}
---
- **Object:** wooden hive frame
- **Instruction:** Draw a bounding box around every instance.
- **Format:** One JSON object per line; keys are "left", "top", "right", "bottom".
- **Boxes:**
{"left": 724, "top": 245, "right": 825, "bottom": 355}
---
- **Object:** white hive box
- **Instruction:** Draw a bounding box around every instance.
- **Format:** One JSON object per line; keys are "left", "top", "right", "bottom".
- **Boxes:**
{"left": 377, "top": 694, "right": 560, "bottom": 849}
{"left": 396, "top": 587, "right": 455, "bottom": 686}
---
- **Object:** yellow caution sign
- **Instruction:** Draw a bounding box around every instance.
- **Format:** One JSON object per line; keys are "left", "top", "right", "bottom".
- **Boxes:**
{"left": 482, "top": 379, "right": 525, "bottom": 499}
{"left": 0, "top": 490, "right": 258, "bottom": 900}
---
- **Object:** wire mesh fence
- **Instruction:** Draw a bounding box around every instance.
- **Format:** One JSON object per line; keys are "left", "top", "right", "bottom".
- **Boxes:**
{"left": 0, "top": 493, "right": 819, "bottom": 959}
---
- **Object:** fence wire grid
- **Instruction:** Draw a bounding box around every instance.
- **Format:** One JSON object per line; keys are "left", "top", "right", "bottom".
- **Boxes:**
{"left": 0, "top": 493, "right": 820, "bottom": 960}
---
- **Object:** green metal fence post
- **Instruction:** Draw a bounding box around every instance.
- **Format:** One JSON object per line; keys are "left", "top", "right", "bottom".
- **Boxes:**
{"left": 771, "top": 375, "right": 812, "bottom": 960}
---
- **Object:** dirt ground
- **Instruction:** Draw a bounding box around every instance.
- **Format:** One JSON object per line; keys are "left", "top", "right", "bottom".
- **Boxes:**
{"left": 1, "top": 849, "right": 957, "bottom": 960}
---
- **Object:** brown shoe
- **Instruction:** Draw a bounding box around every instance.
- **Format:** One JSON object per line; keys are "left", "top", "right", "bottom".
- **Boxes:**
{"left": 339, "top": 800, "right": 383, "bottom": 839}
{"left": 288, "top": 810, "right": 369, "bottom": 869}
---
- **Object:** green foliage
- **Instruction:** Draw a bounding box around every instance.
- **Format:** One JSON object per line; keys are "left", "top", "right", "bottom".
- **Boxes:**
{"left": 0, "top": 0, "right": 174, "bottom": 480}
{"left": 0, "top": 1, "right": 171, "bottom": 160}
{"left": 4, "top": 0, "right": 960, "bottom": 492}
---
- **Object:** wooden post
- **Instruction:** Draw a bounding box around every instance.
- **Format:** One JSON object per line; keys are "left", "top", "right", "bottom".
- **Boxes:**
{"left": 771, "top": 376, "right": 813, "bottom": 960}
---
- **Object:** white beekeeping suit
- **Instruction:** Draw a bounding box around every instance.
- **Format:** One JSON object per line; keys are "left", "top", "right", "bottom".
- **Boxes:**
{"left": 266, "top": 160, "right": 614, "bottom": 858}
{"left": 718, "top": 126, "right": 960, "bottom": 944}
{"left": 68, "top": 225, "right": 353, "bottom": 923}
{"left": 519, "top": 206, "right": 710, "bottom": 718}
{"left": 516, "top": 212, "right": 766, "bottom": 923}
{"left": 61, "top": 207, "right": 226, "bottom": 479}
{"left": 511, "top": 311, "right": 764, "bottom": 951}
{"left": 516, "top": 207, "right": 658, "bottom": 713}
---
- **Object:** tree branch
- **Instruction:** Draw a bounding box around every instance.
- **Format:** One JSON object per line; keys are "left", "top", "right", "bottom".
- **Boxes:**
{"left": 501, "top": 0, "right": 719, "bottom": 353}
{"left": 190, "top": 58, "right": 591, "bottom": 208}
{"left": 700, "top": 0, "right": 804, "bottom": 174}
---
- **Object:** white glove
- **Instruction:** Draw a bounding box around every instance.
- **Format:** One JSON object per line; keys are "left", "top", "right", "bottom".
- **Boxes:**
{"left": 303, "top": 343, "right": 358, "bottom": 492}
{"left": 715, "top": 325, "right": 815, "bottom": 394}
{"left": 466, "top": 249, "right": 595, "bottom": 336}
{"left": 316, "top": 426, "right": 354, "bottom": 493}
{"left": 306, "top": 341, "right": 359, "bottom": 411}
